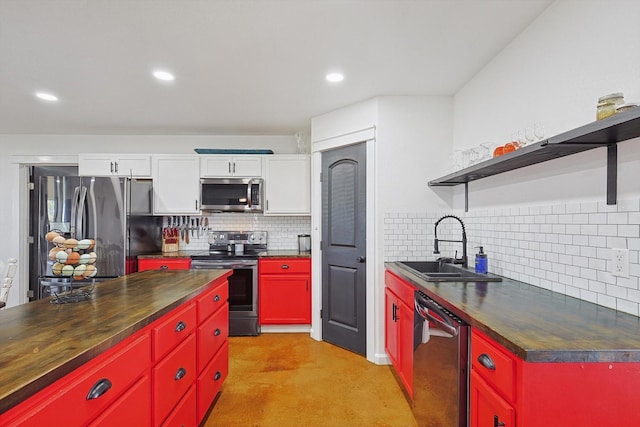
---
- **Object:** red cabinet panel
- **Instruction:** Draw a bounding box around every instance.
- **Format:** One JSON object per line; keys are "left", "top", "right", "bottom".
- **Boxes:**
{"left": 138, "top": 258, "right": 191, "bottom": 271}
{"left": 88, "top": 374, "right": 151, "bottom": 427}
{"left": 153, "top": 302, "right": 197, "bottom": 362}
{"left": 161, "top": 385, "right": 197, "bottom": 427}
{"left": 197, "top": 340, "right": 229, "bottom": 424}
{"left": 471, "top": 329, "right": 516, "bottom": 403}
{"left": 259, "top": 258, "right": 310, "bottom": 275}
{"left": 470, "top": 370, "right": 515, "bottom": 427}
{"left": 197, "top": 304, "right": 229, "bottom": 373}
{"left": 153, "top": 334, "right": 197, "bottom": 425}
{"left": 196, "top": 279, "right": 229, "bottom": 323}
{"left": 384, "top": 285, "right": 413, "bottom": 398}
{"left": 4, "top": 332, "right": 150, "bottom": 427}
{"left": 259, "top": 258, "right": 311, "bottom": 325}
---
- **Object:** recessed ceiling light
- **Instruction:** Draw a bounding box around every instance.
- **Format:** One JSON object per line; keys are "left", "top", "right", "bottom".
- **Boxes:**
{"left": 35, "top": 92, "right": 59, "bottom": 102}
{"left": 153, "top": 70, "right": 175, "bottom": 81}
{"left": 326, "top": 72, "right": 344, "bottom": 83}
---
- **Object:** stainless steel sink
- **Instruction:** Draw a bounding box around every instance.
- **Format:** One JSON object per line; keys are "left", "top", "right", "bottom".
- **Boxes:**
{"left": 397, "top": 261, "right": 502, "bottom": 282}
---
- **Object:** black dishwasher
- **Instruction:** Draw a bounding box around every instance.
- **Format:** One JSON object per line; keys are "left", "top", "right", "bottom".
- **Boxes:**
{"left": 413, "top": 290, "right": 469, "bottom": 427}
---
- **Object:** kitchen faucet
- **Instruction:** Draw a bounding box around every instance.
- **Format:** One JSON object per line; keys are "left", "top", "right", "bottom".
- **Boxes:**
{"left": 433, "top": 215, "right": 468, "bottom": 268}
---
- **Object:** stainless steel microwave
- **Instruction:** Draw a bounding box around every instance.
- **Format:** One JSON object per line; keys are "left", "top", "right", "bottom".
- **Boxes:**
{"left": 200, "top": 178, "right": 263, "bottom": 212}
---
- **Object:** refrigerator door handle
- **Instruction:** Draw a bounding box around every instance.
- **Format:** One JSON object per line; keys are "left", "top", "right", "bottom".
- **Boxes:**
{"left": 70, "top": 186, "right": 81, "bottom": 236}
{"left": 76, "top": 186, "right": 88, "bottom": 239}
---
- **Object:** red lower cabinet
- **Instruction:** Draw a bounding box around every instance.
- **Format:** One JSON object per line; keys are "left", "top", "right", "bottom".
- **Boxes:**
{"left": 470, "top": 370, "right": 515, "bottom": 427}
{"left": 153, "top": 334, "right": 197, "bottom": 424}
{"left": 470, "top": 328, "right": 640, "bottom": 427}
{"left": 197, "top": 340, "right": 229, "bottom": 423}
{"left": 0, "top": 277, "right": 230, "bottom": 427}
{"left": 88, "top": 375, "right": 152, "bottom": 427}
{"left": 161, "top": 385, "right": 197, "bottom": 427}
{"left": 259, "top": 258, "right": 311, "bottom": 324}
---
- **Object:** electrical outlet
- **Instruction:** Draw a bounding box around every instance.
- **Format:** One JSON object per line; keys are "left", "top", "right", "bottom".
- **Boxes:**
{"left": 611, "top": 248, "right": 629, "bottom": 278}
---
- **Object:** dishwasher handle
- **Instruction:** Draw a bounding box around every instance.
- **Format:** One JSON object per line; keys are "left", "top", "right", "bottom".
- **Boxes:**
{"left": 414, "top": 292, "right": 458, "bottom": 338}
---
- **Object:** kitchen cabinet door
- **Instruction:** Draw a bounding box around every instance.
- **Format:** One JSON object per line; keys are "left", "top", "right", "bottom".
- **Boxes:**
{"left": 259, "top": 258, "right": 311, "bottom": 325}
{"left": 384, "top": 287, "right": 413, "bottom": 397}
{"left": 263, "top": 155, "right": 310, "bottom": 215}
{"left": 152, "top": 155, "right": 200, "bottom": 214}
{"left": 200, "top": 155, "right": 262, "bottom": 177}
{"left": 79, "top": 153, "right": 151, "bottom": 177}
{"left": 470, "top": 370, "right": 515, "bottom": 427}
{"left": 88, "top": 375, "right": 151, "bottom": 427}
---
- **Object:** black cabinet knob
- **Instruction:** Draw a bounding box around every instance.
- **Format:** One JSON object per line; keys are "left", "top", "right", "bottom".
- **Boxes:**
{"left": 86, "top": 378, "right": 112, "bottom": 400}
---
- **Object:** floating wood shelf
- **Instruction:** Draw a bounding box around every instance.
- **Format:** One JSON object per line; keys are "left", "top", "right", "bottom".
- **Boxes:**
{"left": 428, "top": 109, "right": 640, "bottom": 210}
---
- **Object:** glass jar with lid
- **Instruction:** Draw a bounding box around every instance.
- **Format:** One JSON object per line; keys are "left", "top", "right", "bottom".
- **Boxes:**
{"left": 597, "top": 92, "right": 624, "bottom": 120}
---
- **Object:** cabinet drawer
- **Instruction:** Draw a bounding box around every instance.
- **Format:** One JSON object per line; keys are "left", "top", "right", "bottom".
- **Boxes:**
{"left": 385, "top": 271, "right": 416, "bottom": 306}
{"left": 197, "top": 340, "right": 229, "bottom": 424}
{"left": 4, "top": 332, "right": 150, "bottom": 427}
{"left": 471, "top": 330, "right": 517, "bottom": 403}
{"left": 260, "top": 258, "right": 310, "bottom": 274}
{"left": 153, "top": 303, "right": 197, "bottom": 361}
{"left": 197, "top": 304, "right": 229, "bottom": 372}
{"left": 153, "top": 334, "right": 197, "bottom": 425}
{"left": 161, "top": 384, "right": 196, "bottom": 427}
{"left": 196, "top": 280, "right": 229, "bottom": 323}
{"left": 88, "top": 374, "right": 151, "bottom": 427}
{"left": 138, "top": 258, "right": 191, "bottom": 271}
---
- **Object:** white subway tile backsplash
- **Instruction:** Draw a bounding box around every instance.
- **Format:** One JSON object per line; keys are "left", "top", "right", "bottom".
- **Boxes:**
{"left": 384, "top": 197, "right": 640, "bottom": 317}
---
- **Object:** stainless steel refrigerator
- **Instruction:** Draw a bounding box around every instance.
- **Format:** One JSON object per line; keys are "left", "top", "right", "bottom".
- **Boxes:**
{"left": 28, "top": 166, "right": 162, "bottom": 300}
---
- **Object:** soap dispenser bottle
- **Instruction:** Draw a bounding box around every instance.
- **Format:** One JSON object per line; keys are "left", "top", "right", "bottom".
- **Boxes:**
{"left": 475, "top": 246, "right": 488, "bottom": 274}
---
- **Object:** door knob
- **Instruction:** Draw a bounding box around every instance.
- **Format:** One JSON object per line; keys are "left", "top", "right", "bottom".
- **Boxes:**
{"left": 357, "top": 256, "right": 366, "bottom": 263}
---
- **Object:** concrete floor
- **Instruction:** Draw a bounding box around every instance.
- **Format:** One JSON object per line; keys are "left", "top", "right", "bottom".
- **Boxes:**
{"left": 204, "top": 333, "right": 418, "bottom": 427}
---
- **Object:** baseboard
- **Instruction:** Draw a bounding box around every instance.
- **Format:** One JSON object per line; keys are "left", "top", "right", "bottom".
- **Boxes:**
{"left": 260, "top": 325, "right": 312, "bottom": 333}
{"left": 373, "top": 352, "right": 391, "bottom": 365}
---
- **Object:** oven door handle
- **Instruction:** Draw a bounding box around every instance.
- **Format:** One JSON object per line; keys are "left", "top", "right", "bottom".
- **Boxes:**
{"left": 414, "top": 293, "right": 457, "bottom": 338}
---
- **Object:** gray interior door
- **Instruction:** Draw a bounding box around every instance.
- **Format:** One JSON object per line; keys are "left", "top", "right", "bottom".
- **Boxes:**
{"left": 321, "top": 142, "right": 367, "bottom": 356}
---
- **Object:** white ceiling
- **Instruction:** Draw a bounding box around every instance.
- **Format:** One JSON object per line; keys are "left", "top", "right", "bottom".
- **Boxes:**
{"left": 0, "top": 0, "right": 553, "bottom": 136}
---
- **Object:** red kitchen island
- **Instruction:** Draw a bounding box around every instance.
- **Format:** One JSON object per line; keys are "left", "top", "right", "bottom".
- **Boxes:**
{"left": 0, "top": 269, "right": 231, "bottom": 426}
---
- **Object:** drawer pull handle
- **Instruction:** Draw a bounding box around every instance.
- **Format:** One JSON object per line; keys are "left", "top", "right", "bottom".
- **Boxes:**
{"left": 478, "top": 353, "right": 496, "bottom": 370}
{"left": 214, "top": 295, "right": 221, "bottom": 302}
{"left": 214, "top": 371, "right": 222, "bottom": 381}
{"left": 160, "top": 265, "right": 168, "bottom": 270}
{"left": 175, "top": 367, "right": 187, "bottom": 381}
{"left": 214, "top": 328, "right": 221, "bottom": 336}
{"left": 86, "top": 378, "right": 112, "bottom": 400}
{"left": 494, "top": 415, "right": 506, "bottom": 427}
{"left": 281, "top": 264, "right": 289, "bottom": 269}
{"left": 175, "top": 321, "right": 187, "bottom": 332}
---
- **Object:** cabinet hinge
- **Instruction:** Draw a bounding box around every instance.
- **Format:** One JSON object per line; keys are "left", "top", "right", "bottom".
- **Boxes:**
{"left": 320, "top": 309, "right": 323, "bottom": 319}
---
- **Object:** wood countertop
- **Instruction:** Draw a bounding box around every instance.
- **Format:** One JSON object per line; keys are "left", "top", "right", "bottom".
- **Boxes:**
{"left": 386, "top": 262, "right": 640, "bottom": 363}
{"left": 137, "top": 250, "right": 311, "bottom": 259}
{"left": 0, "top": 269, "right": 231, "bottom": 414}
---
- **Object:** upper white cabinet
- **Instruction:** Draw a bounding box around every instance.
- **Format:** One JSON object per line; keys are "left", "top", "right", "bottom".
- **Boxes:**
{"left": 263, "top": 155, "right": 311, "bottom": 215}
{"left": 152, "top": 155, "right": 200, "bottom": 215}
{"left": 200, "top": 155, "right": 262, "bottom": 178}
{"left": 78, "top": 154, "right": 152, "bottom": 177}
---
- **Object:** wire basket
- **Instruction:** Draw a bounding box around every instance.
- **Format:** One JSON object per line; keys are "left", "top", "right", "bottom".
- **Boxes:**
{"left": 41, "top": 279, "right": 96, "bottom": 304}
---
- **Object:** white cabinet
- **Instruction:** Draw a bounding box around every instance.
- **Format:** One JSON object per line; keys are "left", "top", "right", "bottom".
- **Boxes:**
{"left": 263, "top": 155, "right": 310, "bottom": 215}
{"left": 78, "top": 154, "right": 152, "bottom": 177}
{"left": 152, "top": 155, "right": 200, "bottom": 215}
{"left": 200, "top": 156, "right": 262, "bottom": 177}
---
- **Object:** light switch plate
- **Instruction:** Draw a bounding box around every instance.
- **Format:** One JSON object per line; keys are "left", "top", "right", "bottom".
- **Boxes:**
{"left": 611, "top": 248, "right": 629, "bottom": 278}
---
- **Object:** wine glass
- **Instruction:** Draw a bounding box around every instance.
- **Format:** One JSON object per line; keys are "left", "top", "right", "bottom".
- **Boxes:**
{"left": 525, "top": 126, "right": 536, "bottom": 144}
{"left": 534, "top": 123, "right": 545, "bottom": 141}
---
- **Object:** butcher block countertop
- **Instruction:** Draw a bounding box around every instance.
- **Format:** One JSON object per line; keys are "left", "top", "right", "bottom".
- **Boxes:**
{"left": 386, "top": 262, "right": 640, "bottom": 364}
{"left": 0, "top": 269, "right": 231, "bottom": 414}
{"left": 137, "top": 250, "right": 311, "bottom": 259}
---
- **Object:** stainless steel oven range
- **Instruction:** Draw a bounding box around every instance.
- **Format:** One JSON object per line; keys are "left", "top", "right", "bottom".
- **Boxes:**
{"left": 190, "top": 231, "right": 267, "bottom": 336}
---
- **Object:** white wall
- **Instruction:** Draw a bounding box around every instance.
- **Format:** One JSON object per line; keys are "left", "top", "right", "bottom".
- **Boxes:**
{"left": 435, "top": 0, "right": 640, "bottom": 314}
{"left": 0, "top": 134, "right": 297, "bottom": 307}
